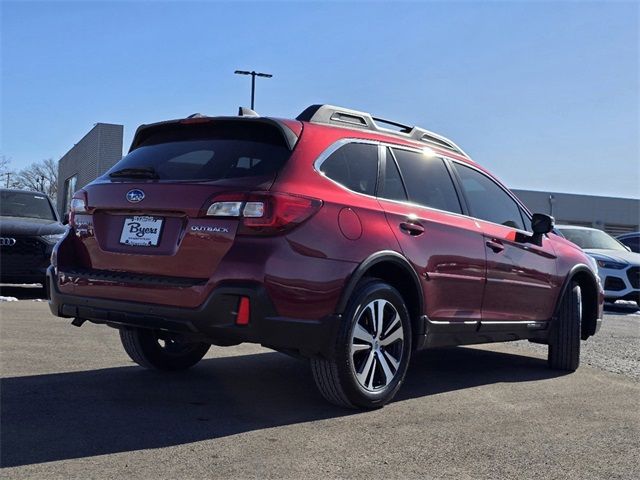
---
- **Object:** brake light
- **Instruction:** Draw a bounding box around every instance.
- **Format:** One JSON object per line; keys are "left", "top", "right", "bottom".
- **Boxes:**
{"left": 68, "top": 191, "right": 89, "bottom": 226}
{"left": 205, "top": 191, "right": 322, "bottom": 235}
{"left": 180, "top": 116, "right": 213, "bottom": 125}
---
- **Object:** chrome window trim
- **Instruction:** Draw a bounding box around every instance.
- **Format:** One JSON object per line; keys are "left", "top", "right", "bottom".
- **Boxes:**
{"left": 313, "top": 138, "right": 535, "bottom": 236}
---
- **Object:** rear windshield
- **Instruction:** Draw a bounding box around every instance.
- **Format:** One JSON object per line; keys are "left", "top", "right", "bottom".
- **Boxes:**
{"left": 108, "top": 123, "right": 291, "bottom": 181}
{"left": 0, "top": 191, "right": 56, "bottom": 220}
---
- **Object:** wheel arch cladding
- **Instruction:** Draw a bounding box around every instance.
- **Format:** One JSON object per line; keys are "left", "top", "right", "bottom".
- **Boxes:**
{"left": 337, "top": 251, "right": 424, "bottom": 336}
{"left": 560, "top": 266, "right": 600, "bottom": 340}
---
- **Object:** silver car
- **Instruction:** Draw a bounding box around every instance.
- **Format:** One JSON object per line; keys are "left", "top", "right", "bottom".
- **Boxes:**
{"left": 557, "top": 225, "right": 640, "bottom": 306}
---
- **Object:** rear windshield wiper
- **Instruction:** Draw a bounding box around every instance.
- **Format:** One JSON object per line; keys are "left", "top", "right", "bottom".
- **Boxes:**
{"left": 109, "top": 167, "right": 159, "bottom": 179}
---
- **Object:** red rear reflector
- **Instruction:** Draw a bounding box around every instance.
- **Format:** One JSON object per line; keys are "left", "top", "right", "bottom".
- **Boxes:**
{"left": 236, "top": 297, "right": 250, "bottom": 325}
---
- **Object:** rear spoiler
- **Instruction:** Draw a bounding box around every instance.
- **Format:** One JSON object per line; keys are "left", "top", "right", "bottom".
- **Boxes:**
{"left": 129, "top": 116, "right": 300, "bottom": 152}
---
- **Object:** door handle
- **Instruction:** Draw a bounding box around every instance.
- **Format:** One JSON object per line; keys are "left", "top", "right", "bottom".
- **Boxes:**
{"left": 400, "top": 221, "right": 425, "bottom": 236}
{"left": 486, "top": 239, "right": 505, "bottom": 253}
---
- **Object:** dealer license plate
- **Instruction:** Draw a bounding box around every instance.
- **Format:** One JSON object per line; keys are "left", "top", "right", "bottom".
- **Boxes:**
{"left": 119, "top": 216, "right": 163, "bottom": 247}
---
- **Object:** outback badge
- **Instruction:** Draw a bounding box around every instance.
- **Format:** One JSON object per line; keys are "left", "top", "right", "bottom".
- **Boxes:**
{"left": 191, "top": 225, "right": 230, "bottom": 233}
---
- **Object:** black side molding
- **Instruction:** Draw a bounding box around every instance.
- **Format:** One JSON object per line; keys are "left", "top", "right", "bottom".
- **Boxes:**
{"left": 553, "top": 264, "right": 601, "bottom": 339}
{"left": 335, "top": 250, "right": 424, "bottom": 315}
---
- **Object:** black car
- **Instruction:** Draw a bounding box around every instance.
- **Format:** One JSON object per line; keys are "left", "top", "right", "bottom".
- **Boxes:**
{"left": 0, "top": 189, "right": 67, "bottom": 284}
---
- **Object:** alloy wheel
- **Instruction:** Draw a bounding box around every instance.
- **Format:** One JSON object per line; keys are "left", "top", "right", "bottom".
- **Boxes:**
{"left": 350, "top": 299, "right": 404, "bottom": 392}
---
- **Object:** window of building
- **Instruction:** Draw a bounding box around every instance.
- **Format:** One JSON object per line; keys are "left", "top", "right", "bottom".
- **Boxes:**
{"left": 63, "top": 175, "right": 78, "bottom": 213}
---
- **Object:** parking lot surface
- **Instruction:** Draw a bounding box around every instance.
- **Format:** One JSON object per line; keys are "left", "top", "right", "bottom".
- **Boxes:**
{"left": 1, "top": 290, "right": 639, "bottom": 479}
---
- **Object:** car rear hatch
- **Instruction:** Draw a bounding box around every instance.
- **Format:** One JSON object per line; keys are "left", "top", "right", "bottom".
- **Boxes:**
{"left": 65, "top": 116, "right": 301, "bottom": 286}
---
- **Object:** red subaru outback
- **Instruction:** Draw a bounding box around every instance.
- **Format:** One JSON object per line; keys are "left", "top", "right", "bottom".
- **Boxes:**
{"left": 48, "top": 104, "right": 603, "bottom": 408}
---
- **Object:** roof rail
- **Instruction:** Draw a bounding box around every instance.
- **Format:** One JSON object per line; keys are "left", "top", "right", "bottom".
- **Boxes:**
{"left": 296, "top": 104, "right": 468, "bottom": 158}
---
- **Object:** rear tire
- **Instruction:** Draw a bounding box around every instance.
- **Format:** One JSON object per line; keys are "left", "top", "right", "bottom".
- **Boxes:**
{"left": 119, "top": 327, "right": 210, "bottom": 371}
{"left": 548, "top": 283, "right": 581, "bottom": 371}
{"left": 311, "top": 280, "right": 412, "bottom": 409}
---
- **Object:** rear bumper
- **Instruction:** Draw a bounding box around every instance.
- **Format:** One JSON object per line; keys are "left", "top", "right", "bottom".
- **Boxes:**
{"left": 47, "top": 267, "right": 339, "bottom": 358}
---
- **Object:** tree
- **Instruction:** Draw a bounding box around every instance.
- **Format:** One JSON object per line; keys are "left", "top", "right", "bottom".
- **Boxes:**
{"left": 0, "top": 155, "right": 12, "bottom": 187}
{"left": 12, "top": 158, "right": 58, "bottom": 202}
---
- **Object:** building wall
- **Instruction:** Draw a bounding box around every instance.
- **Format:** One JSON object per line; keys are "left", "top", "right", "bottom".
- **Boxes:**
{"left": 57, "top": 123, "right": 123, "bottom": 214}
{"left": 513, "top": 189, "right": 640, "bottom": 236}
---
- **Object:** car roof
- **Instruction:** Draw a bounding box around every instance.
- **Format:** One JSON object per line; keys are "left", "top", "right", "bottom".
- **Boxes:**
{"left": 131, "top": 104, "right": 471, "bottom": 162}
{"left": 1, "top": 188, "right": 48, "bottom": 197}
{"left": 617, "top": 232, "right": 639, "bottom": 238}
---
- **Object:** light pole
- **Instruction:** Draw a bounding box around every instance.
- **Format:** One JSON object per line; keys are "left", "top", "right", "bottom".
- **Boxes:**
{"left": 234, "top": 70, "right": 273, "bottom": 110}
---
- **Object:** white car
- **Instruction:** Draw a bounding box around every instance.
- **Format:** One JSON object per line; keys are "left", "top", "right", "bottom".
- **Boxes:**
{"left": 556, "top": 225, "right": 640, "bottom": 306}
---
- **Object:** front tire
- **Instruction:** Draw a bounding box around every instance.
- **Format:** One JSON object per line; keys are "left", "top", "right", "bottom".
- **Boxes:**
{"left": 120, "top": 327, "right": 210, "bottom": 371}
{"left": 548, "top": 283, "right": 581, "bottom": 371}
{"left": 311, "top": 280, "right": 412, "bottom": 409}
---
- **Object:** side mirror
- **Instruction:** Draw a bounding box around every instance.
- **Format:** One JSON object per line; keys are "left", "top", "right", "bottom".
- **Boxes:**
{"left": 62, "top": 213, "right": 70, "bottom": 225}
{"left": 527, "top": 213, "right": 555, "bottom": 246}
{"left": 531, "top": 213, "right": 554, "bottom": 235}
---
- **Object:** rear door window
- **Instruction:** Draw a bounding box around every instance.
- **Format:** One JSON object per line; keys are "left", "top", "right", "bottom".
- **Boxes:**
{"left": 319, "top": 143, "right": 379, "bottom": 196}
{"left": 391, "top": 149, "right": 462, "bottom": 214}
{"left": 108, "top": 123, "right": 291, "bottom": 181}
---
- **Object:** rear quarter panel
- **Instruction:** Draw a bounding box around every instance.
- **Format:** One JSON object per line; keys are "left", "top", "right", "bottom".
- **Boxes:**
{"left": 273, "top": 124, "right": 403, "bottom": 264}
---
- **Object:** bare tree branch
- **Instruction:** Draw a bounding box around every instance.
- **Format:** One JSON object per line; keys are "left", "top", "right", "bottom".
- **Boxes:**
{"left": 0, "top": 155, "right": 16, "bottom": 188}
{"left": 12, "top": 159, "right": 58, "bottom": 202}
{"left": 0, "top": 155, "right": 11, "bottom": 174}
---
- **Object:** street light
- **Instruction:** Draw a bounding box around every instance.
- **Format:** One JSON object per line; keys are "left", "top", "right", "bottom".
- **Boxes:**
{"left": 234, "top": 70, "right": 273, "bottom": 110}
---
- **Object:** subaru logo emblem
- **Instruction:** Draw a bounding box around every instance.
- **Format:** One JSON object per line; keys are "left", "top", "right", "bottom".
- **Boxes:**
{"left": 0, "top": 237, "right": 16, "bottom": 247}
{"left": 126, "top": 189, "right": 145, "bottom": 203}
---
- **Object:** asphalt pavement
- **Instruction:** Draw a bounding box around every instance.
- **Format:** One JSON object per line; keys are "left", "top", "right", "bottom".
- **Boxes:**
{"left": 1, "top": 287, "right": 639, "bottom": 479}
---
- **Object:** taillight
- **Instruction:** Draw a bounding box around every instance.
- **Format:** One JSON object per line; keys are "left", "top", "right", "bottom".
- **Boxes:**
{"left": 205, "top": 191, "right": 322, "bottom": 235}
{"left": 68, "top": 191, "right": 89, "bottom": 226}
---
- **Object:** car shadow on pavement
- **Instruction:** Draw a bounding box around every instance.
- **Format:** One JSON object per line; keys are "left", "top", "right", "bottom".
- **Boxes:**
{"left": 604, "top": 302, "right": 640, "bottom": 314}
{"left": 1, "top": 346, "right": 565, "bottom": 468}
{"left": 0, "top": 285, "right": 46, "bottom": 300}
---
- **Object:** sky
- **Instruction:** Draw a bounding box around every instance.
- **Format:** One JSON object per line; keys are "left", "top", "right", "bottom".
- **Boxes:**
{"left": 1, "top": 0, "right": 638, "bottom": 198}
